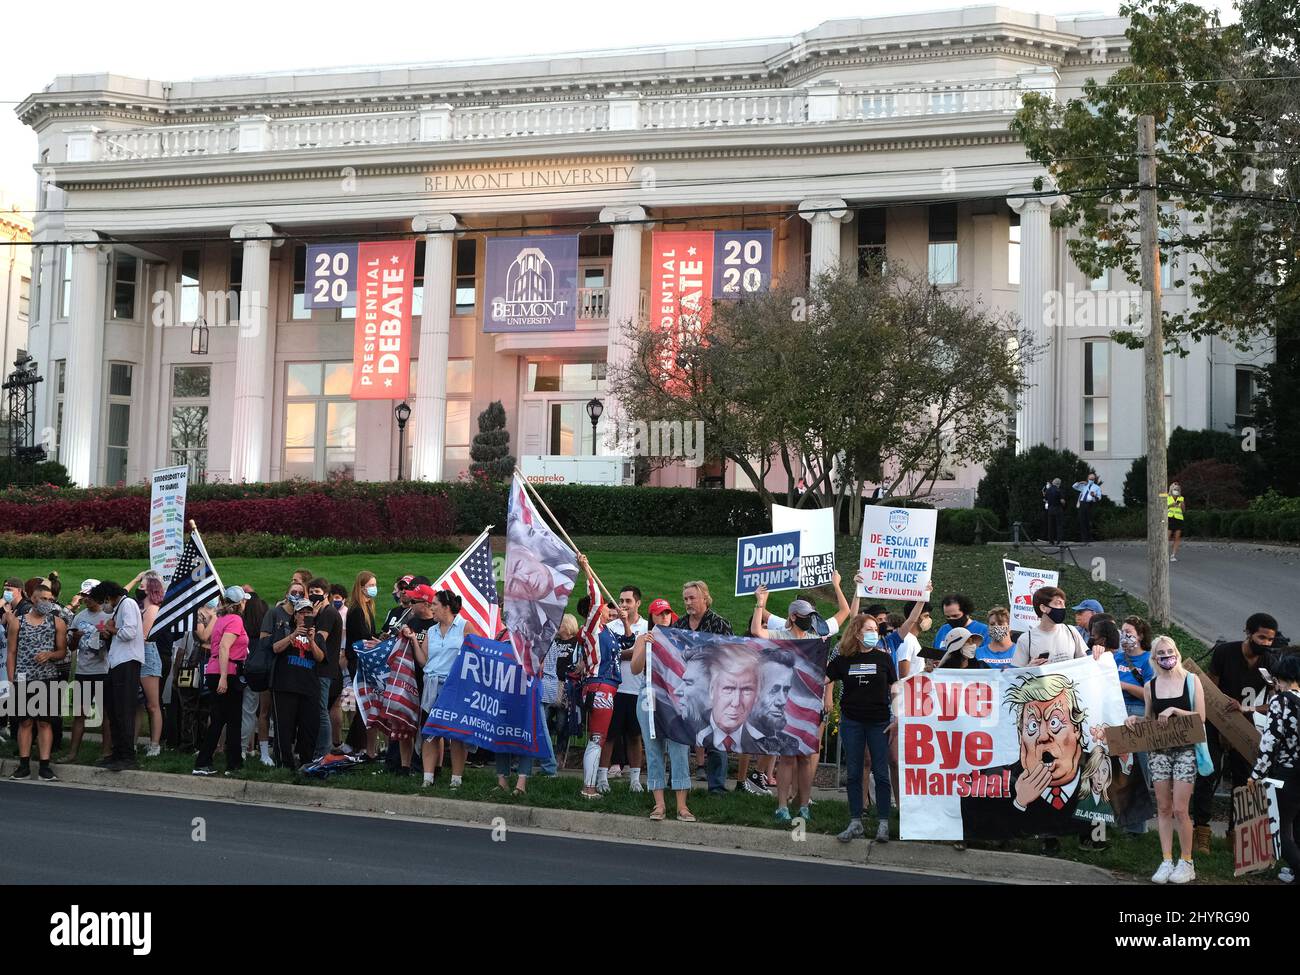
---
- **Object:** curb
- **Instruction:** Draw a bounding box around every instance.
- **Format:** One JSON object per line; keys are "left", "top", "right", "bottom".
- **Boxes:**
{"left": 9, "top": 761, "right": 1117, "bottom": 885}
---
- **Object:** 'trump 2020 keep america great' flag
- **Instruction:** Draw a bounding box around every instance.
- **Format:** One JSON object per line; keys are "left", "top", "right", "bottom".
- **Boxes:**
{"left": 350, "top": 240, "right": 415, "bottom": 400}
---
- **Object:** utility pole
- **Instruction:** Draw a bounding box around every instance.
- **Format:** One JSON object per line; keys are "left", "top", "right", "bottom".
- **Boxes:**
{"left": 1138, "top": 114, "right": 1170, "bottom": 626}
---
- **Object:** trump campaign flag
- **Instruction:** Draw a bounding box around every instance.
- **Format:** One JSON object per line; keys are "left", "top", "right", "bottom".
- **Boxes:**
{"left": 350, "top": 240, "right": 415, "bottom": 400}
{"left": 421, "top": 634, "right": 553, "bottom": 760}
{"left": 504, "top": 474, "right": 578, "bottom": 676}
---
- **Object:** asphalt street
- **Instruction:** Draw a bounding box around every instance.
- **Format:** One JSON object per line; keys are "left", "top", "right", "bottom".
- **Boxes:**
{"left": 0, "top": 783, "right": 979, "bottom": 885}
{"left": 1066, "top": 540, "right": 1300, "bottom": 646}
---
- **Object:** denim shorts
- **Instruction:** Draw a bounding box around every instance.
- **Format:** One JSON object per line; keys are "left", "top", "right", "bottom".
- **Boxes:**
{"left": 141, "top": 641, "right": 163, "bottom": 679}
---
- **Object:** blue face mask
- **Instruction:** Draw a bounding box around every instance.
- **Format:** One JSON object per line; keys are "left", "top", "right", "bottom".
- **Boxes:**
{"left": 206, "top": 598, "right": 218, "bottom": 609}
{"left": 365, "top": 585, "right": 378, "bottom": 598}
{"left": 862, "top": 630, "right": 880, "bottom": 648}
{"left": 2, "top": 591, "right": 11, "bottom": 604}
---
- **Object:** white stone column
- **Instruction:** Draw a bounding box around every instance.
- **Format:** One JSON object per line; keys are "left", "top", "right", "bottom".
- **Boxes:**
{"left": 62, "top": 232, "right": 107, "bottom": 486}
{"left": 229, "top": 222, "right": 275, "bottom": 482}
{"left": 599, "top": 204, "right": 647, "bottom": 451}
{"left": 410, "top": 213, "right": 460, "bottom": 482}
{"left": 799, "top": 198, "right": 852, "bottom": 282}
{"left": 1008, "top": 191, "right": 1063, "bottom": 452}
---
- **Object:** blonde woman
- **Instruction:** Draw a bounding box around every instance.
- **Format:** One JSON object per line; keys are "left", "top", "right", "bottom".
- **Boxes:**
{"left": 1159, "top": 483, "right": 1186, "bottom": 562}
{"left": 344, "top": 571, "right": 380, "bottom": 760}
{"left": 1126, "top": 635, "right": 1205, "bottom": 884}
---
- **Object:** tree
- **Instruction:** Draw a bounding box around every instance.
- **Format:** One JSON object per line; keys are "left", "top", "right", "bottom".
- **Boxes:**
{"left": 1011, "top": 0, "right": 1300, "bottom": 348}
{"left": 975, "top": 444, "right": 1093, "bottom": 536}
{"left": 468, "top": 401, "right": 515, "bottom": 482}
{"left": 1251, "top": 311, "right": 1300, "bottom": 495}
{"left": 609, "top": 265, "right": 1033, "bottom": 525}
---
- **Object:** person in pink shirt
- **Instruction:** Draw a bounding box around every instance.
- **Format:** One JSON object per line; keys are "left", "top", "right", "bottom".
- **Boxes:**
{"left": 193, "top": 586, "right": 251, "bottom": 776}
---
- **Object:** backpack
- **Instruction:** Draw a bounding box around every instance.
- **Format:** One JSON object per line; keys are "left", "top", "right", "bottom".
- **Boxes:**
{"left": 245, "top": 607, "right": 288, "bottom": 693}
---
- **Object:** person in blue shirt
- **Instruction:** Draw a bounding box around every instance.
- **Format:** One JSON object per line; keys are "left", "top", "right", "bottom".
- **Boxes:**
{"left": 409, "top": 586, "right": 468, "bottom": 789}
{"left": 976, "top": 606, "right": 1018, "bottom": 670}
{"left": 1114, "top": 614, "right": 1156, "bottom": 834}
{"left": 932, "top": 593, "right": 988, "bottom": 653}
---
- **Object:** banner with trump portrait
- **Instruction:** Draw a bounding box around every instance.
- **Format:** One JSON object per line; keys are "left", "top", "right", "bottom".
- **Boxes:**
{"left": 898, "top": 654, "right": 1138, "bottom": 841}
{"left": 648, "top": 628, "right": 827, "bottom": 756}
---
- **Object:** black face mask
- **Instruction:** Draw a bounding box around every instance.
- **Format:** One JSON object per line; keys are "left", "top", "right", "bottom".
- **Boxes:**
{"left": 1046, "top": 606, "right": 1067, "bottom": 625}
{"left": 946, "top": 615, "right": 967, "bottom": 627}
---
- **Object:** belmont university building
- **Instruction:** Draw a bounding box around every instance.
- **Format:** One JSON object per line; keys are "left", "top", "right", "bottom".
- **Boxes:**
{"left": 17, "top": 6, "right": 1270, "bottom": 495}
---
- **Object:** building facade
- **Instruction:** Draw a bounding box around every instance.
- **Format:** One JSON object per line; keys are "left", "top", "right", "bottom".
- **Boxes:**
{"left": 0, "top": 197, "right": 33, "bottom": 412}
{"left": 16, "top": 6, "right": 1270, "bottom": 495}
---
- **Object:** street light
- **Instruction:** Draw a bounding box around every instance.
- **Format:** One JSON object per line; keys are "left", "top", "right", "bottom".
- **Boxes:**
{"left": 585, "top": 397, "right": 603, "bottom": 456}
{"left": 190, "top": 317, "right": 209, "bottom": 355}
{"left": 394, "top": 401, "right": 412, "bottom": 480}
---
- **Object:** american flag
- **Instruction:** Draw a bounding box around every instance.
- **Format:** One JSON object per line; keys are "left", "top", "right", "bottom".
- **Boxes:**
{"left": 578, "top": 572, "right": 602, "bottom": 675}
{"left": 152, "top": 530, "right": 223, "bottom": 637}
{"left": 434, "top": 528, "right": 499, "bottom": 639}
{"left": 351, "top": 634, "right": 420, "bottom": 739}
{"left": 784, "top": 652, "right": 825, "bottom": 754}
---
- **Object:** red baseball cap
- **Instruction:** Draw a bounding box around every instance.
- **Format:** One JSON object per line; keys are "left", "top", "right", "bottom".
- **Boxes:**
{"left": 649, "top": 598, "right": 675, "bottom": 617}
{"left": 407, "top": 584, "right": 438, "bottom": 604}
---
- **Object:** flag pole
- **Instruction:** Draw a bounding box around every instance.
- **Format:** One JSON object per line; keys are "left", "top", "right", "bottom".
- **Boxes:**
{"left": 188, "top": 519, "right": 225, "bottom": 594}
{"left": 512, "top": 469, "right": 616, "bottom": 606}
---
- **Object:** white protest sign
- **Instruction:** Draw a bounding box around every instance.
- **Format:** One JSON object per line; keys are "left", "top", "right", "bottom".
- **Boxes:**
{"left": 1010, "top": 565, "right": 1060, "bottom": 630}
{"left": 772, "top": 503, "right": 836, "bottom": 589}
{"left": 149, "top": 465, "right": 189, "bottom": 584}
{"left": 1002, "top": 558, "right": 1020, "bottom": 609}
{"left": 857, "top": 506, "right": 938, "bottom": 600}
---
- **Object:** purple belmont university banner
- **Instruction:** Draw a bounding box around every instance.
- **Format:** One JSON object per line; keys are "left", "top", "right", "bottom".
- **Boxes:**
{"left": 483, "top": 236, "right": 579, "bottom": 332}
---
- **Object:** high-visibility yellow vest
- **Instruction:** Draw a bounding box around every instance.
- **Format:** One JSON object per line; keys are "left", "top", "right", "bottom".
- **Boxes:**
{"left": 1166, "top": 494, "right": 1185, "bottom": 521}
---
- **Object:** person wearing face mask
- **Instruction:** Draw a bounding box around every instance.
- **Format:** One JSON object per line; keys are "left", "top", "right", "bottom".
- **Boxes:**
{"left": 896, "top": 600, "right": 933, "bottom": 679}
{"left": 193, "top": 586, "right": 251, "bottom": 775}
{"left": 978, "top": 607, "right": 1018, "bottom": 670}
{"left": 256, "top": 575, "right": 310, "bottom": 765}
{"left": 382, "top": 575, "right": 418, "bottom": 633}
{"left": 1159, "top": 483, "right": 1186, "bottom": 562}
{"left": 1113, "top": 615, "right": 1156, "bottom": 835}
{"left": 1252, "top": 653, "right": 1300, "bottom": 884}
{"left": 932, "top": 594, "right": 988, "bottom": 656}
{"left": 1011, "top": 586, "right": 1094, "bottom": 667}
{"left": 935, "top": 627, "right": 986, "bottom": 670}
{"left": 270, "top": 597, "right": 324, "bottom": 769}
{"left": 6, "top": 583, "right": 68, "bottom": 780}
{"left": 344, "top": 571, "right": 381, "bottom": 760}
{"left": 87, "top": 581, "right": 144, "bottom": 771}
{"left": 67, "top": 579, "right": 111, "bottom": 764}
{"left": 409, "top": 587, "right": 466, "bottom": 788}
{"left": 1126, "top": 636, "right": 1205, "bottom": 884}
{"left": 306, "top": 577, "right": 343, "bottom": 761}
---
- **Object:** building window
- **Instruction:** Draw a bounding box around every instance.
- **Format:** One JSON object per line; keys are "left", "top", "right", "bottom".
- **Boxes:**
{"left": 18, "top": 277, "right": 30, "bottom": 323}
{"left": 228, "top": 244, "right": 243, "bottom": 322}
{"left": 1235, "top": 368, "right": 1257, "bottom": 432}
{"left": 292, "top": 246, "right": 310, "bottom": 320}
{"left": 53, "top": 360, "right": 65, "bottom": 462}
{"left": 1090, "top": 267, "right": 1110, "bottom": 291}
{"left": 171, "top": 365, "right": 210, "bottom": 481}
{"left": 105, "top": 362, "right": 133, "bottom": 485}
{"left": 928, "top": 203, "right": 958, "bottom": 285}
{"left": 579, "top": 234, "right": 614, "bottom": 259}
{"left": 404, "top": 358, "right": 474, "bottom": 470}
{"left": 1164, "top": 354, "right": 1174, "bottom": 436}
{"left": 527, "top": 361, "right": 607, "bottom": 393}
{"left": 180, "top": 248, "right": 201, "bottom": 323}
{"left": 1008, "top": 211, "right": 1020, "bottom": 285}
{"left": 60, "top": 245, "right": 72, "bottom": 318}
{"left": 1083, "top": 340, "right": 1109, "bottom": 452}
{"left": 283, "top": 362, "right": 356, "bottom": 480}
{"left": 410, "top": 239, "right": 427, "bottom": 318}
{"left": 455, "top": 239, "right": 477, "bottom": 315}
{"left": 112, "top": 252, "right": 138, "bottom": 320}
{"left": 1159, "top": 205, "right": 1177, "bottom": 291}
{"left": 857, "top": 208, "right": 886, "bottom": 276}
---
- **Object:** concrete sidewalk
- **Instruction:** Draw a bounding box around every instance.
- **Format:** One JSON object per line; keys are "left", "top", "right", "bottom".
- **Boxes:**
{"left": 4, "top": 760, "right": 1118, "bottom": 885}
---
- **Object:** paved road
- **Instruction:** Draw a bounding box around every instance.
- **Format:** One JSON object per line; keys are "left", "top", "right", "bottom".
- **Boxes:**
{"left": 1079, "top": 540, "right": 1300, "bottom": 646}
{"left": 0, "top": 783, "right": 978, "bottom": 885}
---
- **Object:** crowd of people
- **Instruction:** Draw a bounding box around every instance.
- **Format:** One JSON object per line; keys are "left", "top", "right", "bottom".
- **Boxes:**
{"left": 2, "top": 560, "right": 1295, "bottom": 887}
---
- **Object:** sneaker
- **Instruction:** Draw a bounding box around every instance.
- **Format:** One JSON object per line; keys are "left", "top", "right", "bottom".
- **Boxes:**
{"left": 1280, "top": 867, "right": 1295, "bottom": 884}
{"left": 336, "top": 744, "right": 354, "bottom": 755}
{"left": 192, "top": 766, "right": 216, "bottom": 776}
{"left": 109, "top": 759, "right": 138, "bottom": 772}
{"left": 1170, "top": 555, "right": 1178, "bottom": 563}
{"left": 9, "top": 763, "right": 30, "bottom": 780}
{"left": 94, "top": 756, "right": 116, "bottom": 769}
{"left": 798, "top": 805, "right": 811, "bottom": 821}
{"left": 259, "top": 753, "right": 275, "bottom": 767}
{"left": 629, "top": 780, "right": 644, "bottom": 794}
{"left": 837, "top": 819, "right": 865, "bottom": 843}
{"left": 695, "top": 767, "right": 707, "bottom": 782}
{"left": 744, "top": 769, "right": 773, "bottom": 796}
{"left": 145, "top": 743, "right": 162, "bottom": 758}
{"left": 774, "top": 807, "right": 792, "bottom": 823}
{"left": 596, "top": 779, "right": 611, "bottom": 795}
{"left": 1151, "top": 860, "right": 1175, "bottom": 884}
{"left": 1170, "top": 860, "right": 1196, "bottom": 884}
{"left": 875, "top": 820, "right": 891, "bottom": 842}
{"left": 38, "top": 765, "right": 58, "bottom": 782}
{"left": 608, "top": 765, "right": 623, "bottom": 778}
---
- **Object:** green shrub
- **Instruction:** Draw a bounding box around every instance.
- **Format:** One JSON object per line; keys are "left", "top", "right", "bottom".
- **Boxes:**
{"left": 1249, "top": 490, "right": 1300, "bottom": 515}
{"left": 935, "top": 507, "right": 999, "bottom": 545}
{"left": 975, "top": 444, "right": 1092, "bottom": 534}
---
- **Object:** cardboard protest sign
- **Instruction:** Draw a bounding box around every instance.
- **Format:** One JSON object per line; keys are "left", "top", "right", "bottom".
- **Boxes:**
{"left": 1010, "top": 566, "right": 1059, "bottom": 631}
{"left": 735, "top": 531, "right": 801, "bottom": 596}
{"left": 857, "top": 506, "right": 937, "bottom": 600}
{"left": 1183, "top": 659, "right": 1261, "bottom": 764}
{"left": 1103, "top": 714, "right": 1206, "bottom": 754}
{"left": 1232, "top": 780, "right": 1278, "bottom": 877}
{"left": 771, "top": 503, "right": 835, "bottom": 589}
{"left": 898, "top": 654, "right": 1131, "bottom": 841}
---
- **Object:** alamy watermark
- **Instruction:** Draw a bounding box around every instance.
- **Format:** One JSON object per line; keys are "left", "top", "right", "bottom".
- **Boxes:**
{"left": 609, "top": 418, "right": 705, "bottom": 468}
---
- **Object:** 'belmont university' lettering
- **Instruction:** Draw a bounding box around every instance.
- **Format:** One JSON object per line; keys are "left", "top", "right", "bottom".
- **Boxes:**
{"left": 425, "top": 165, "right": 636, "bottom": 194}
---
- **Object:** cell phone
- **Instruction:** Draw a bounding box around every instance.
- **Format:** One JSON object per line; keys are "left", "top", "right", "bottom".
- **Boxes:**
{"left": 1260, "top": 668, "right": 1274, "bottom": 685}
{"left": 303, "top": 615, "right": 316, "bottom": 628}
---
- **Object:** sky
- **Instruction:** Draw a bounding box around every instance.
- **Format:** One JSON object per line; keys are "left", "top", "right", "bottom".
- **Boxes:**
{"left": 0, "top": 0, "right": 1233, "bottom": 213}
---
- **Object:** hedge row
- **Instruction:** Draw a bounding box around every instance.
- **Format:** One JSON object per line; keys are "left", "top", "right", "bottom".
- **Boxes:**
{"left": 0, "top": 531, "right": 468, "bottom": 561}
{"left": 1091, "top": 507, "right": 1300, "bottom": 543}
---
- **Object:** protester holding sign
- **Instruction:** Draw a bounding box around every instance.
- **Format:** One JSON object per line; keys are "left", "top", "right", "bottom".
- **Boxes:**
{"left": 411, "top": 588, "right": 467, "bottom": 788}
{"left": 630, "top": 632, "right": 695, "bottom": 822}
{"left": 669, "top": 580, "right": 733, "bottom": 794}
{"left": 1127, "top": 636, "right": 1206, "bottom": 884}
{"left": 1251, "top": 653, "right": 1300, "bottom": 883}
{"left": 1011, "top": 587, "right": 1093, "bottom": 667}
{"left": 1115, "top": 616, "right": 1156, "bottom": 835}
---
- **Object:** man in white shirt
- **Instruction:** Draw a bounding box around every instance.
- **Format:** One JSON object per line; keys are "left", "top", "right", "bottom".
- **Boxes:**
{"left": 1072, "top": 473, "right": 1103, "bottom": 545}
{"left": 607, "top": 585, "right": 649, "bottom": 791}
{"left": 92, "top": 581, "right": 145, "bottom": 771}
{"left": 1011, "top": 586, "right": 1094, "bottom": 667}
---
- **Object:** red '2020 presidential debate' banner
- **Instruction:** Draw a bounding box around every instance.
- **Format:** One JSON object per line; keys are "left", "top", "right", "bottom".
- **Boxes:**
{"left": 351, "top": 240, "right": 415, "bottom": 400}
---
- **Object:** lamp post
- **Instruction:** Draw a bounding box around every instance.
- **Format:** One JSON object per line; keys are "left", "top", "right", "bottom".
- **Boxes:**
{"left": 394, "top": 401, "right": 412, "bottom": 480}
{"left": 190, "top": 317, "right": 209, "bottom": 355}
{"left": 585, "top": 397, "right": 603, "bottom": 456}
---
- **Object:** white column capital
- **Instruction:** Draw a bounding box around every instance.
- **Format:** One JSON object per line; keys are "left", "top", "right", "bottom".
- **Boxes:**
{"left": 599, "top": 204, "right": 648, "bottom": 225}
{"left": 66, "top": 229, "right": 102, "bottom": 248}
{"left": 798, "top": 198, "right": 851, "bottom": 223}
{"left": 230, "top": 222, "right": 278, "bottom": 241}
{"left": 1007, "top": 188, "right": 1066, "bottom": 215}
{"left": 411, "top": 213, "right": 460, "bottom": 234}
